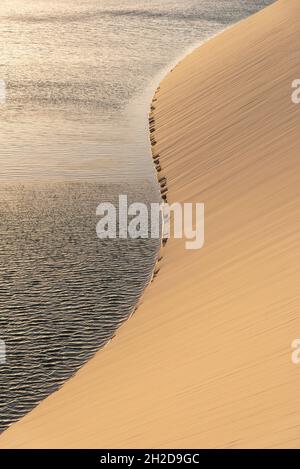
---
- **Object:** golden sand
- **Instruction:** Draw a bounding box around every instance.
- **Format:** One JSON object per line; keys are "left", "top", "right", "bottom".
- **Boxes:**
{"left": 1, "top": 0, "right": 300, "bottom": 448}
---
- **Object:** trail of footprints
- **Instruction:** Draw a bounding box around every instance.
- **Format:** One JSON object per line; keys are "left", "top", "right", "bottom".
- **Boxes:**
{"left": 148, "top": 85, "right": 169, "bottom": 285}
{"left": 103, "top": 86, "right": 168, "bottom": 333}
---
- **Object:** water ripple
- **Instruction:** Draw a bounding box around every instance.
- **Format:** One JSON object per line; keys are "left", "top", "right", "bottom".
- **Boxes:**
{"left": 0, "top": 182, "right": 159, "bottom": 432}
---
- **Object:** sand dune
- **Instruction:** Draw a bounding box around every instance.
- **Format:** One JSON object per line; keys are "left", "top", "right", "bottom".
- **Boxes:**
{"left": 2, "top": 0, "right": 300, "bottom": 448}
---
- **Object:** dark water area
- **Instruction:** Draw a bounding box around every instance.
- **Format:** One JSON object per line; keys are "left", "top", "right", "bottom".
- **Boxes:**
{"left": 0, "top": 182, "right": 159, "bottom": 431}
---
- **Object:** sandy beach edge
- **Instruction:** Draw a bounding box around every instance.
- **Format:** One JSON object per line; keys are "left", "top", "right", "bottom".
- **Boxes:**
{"left": 2, "top": 0, "right": 300, "bottom": 448}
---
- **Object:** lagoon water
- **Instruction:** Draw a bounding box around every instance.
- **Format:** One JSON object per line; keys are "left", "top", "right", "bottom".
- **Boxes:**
{"left": 0, "top": 0, "right": 273, "bottom": 431}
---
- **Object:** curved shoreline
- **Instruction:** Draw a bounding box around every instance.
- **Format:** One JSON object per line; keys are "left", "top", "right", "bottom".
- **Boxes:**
{"left": 2, "top": 0, "right": 300, "bottom": 448}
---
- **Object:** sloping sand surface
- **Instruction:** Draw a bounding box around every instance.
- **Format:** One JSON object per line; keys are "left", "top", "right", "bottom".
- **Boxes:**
{"left": 2, "top": 0, "right": 300, "bottom": 448}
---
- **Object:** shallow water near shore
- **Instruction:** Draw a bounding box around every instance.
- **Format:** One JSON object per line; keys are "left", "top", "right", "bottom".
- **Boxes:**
{"left": 0, "top": 0, "right": 273, "bottom": 432}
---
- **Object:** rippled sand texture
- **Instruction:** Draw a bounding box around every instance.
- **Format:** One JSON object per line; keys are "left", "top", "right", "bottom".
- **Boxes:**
{"left": 1, "top": 0, "right": 299, "bottom": 448}
{"left": 0, "top": 182, "right": 159, "bottom": 431}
